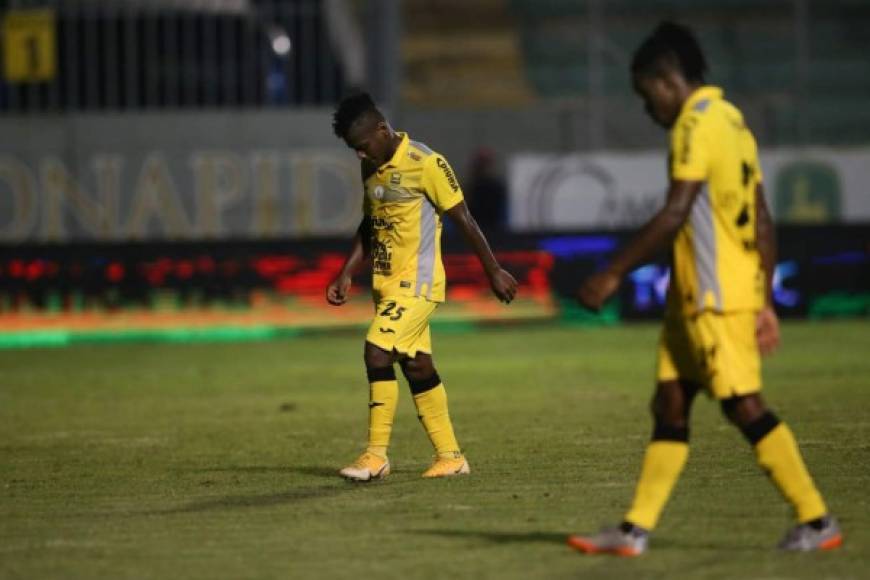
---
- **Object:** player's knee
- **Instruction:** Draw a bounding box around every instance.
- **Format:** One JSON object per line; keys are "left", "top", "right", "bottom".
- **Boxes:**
{"left": 722, "top": 398, "right": 781, "bottom": 445}
{"left": 399, "top": 354, "right": 433, "bottom": 378}
{"left": 650, "top": 386, "right": 688, "bottom": 429}
{"left": 720, "top": 394, "right": 767, "bottom": 428}
{"left": 399, "top": 357, "right": 440, "bottom": 395}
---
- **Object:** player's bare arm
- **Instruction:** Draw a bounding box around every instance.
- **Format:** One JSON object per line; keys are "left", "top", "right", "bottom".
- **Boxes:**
{"left": 445, "top": 200, "right": 518, "bottom": 303}
{"left": 326, "top": 217, "right": 371, "bottom": 306}
{"left": 755, "top": 183, "right": 780, "bottom": 354}
{"left": 578, "top": 179, "right": 703, "bottom": 311}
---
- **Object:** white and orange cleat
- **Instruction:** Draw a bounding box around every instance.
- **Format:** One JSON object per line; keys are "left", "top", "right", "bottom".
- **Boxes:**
{"left": 778, "top": 516, "right": 843, "bottom": 552}
{"left": 339, "top": 452, "right": 390, "bottom": 482}
{"left": 422, "top": 453, "right": 470, "bottom": 478}
{"left": 568, "top": 525, "right": 649, "bottom": 557}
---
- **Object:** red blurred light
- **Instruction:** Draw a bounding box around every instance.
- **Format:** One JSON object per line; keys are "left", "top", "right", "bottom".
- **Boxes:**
{"left": 26, "top": 260, "right": 46, "bottom": 281}
{"left": 106, "top": 262, "right": 125, "bottom": 283}
{"left": 176, "top": 260, "right": 194, "bottom": 279}
{"left": 197, "top": 255, "right": 216, "bottom": 274}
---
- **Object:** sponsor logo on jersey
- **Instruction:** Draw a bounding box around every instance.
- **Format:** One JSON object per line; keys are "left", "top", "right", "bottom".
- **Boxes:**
{"left": 390, "top": 173, "right": 401, "bottom": 185}
{"left": 371, "top": 216, "right": 395, "bottom": 231}
{"left": 372, "top": 239, "right": 392, "bottom": 275}
{"left": 436, "top": 157, "right": 459, "bottom": 192}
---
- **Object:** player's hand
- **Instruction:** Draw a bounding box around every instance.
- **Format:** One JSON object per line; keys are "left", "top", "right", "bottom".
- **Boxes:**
{"left": 577, "top": 270, "right": 620, "bottom": 312}
{"left": 489, "top": 268, "right": 518, "bottom": 304}
{"left": 756, "top": 305, "right": 780, "bottom": 356}
{"left": 326, "top": 273, "right": 352, "bottom": 306}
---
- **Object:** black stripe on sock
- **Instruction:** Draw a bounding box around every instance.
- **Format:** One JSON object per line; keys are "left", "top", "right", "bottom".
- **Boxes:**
{"left": 652, "top": 422, "right": 689, "bottom": 442}
{"left": 741, "top": 411, "right": 781, "bottom": 445}
{"left": 366, "top": 366, "right": 396, "bottom": 383}
{"left": 408, "top": 372, "right": 441, "bottom": 395}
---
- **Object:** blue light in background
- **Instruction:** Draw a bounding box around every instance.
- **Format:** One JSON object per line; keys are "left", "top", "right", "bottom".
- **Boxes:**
{"left": 628, "top": 265, "right": 670, "bottom": 310}
{"left": 812, "top": 251, "right": 868, "bottom": 266}
{"left": 773, "top": 260, "right": 800, "bottom": 308}
{"left": 623, "top": 261, "right": 801, "bottom": 311}
{"left": 538, "top": 236, "right": 618, "bottom": 259}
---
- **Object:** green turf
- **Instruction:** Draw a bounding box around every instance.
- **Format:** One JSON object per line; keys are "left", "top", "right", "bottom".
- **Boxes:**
{"left": 1, "top": 320, "right": 867, "bottom": 579}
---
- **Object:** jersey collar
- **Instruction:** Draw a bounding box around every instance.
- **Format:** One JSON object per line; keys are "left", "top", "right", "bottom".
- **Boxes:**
{"left": 681, "top": 85, "right": 723, "bottom": 116}
{"left": 378, "top": 132, "right": 409, "bottom": 172}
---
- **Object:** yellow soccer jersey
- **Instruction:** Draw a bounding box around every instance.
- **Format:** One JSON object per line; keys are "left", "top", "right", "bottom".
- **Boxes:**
{"left": 667, "top": 85, "right": 766, "bottom": 315}
{"left": 362, "top": 132, "right": 464, "bottom": 303}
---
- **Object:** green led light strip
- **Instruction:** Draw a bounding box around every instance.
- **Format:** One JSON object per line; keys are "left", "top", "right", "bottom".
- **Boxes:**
{"left": 0, "top": 326, "right": 303, "bottom": 349}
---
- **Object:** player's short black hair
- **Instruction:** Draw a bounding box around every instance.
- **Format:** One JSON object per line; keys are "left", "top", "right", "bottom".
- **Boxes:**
{"left": 332, "top": 92, "right": 383, "bottom": 139}
{"left": 631, "top": 21, "right": 708, "bottom": 83}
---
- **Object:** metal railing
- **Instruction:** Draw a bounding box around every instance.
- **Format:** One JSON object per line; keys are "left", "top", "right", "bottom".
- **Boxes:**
{"left": 0, "top": 0, "right": 347, "bottom": 112}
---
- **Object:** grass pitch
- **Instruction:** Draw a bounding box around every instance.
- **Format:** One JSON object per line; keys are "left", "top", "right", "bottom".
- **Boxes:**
{"left": 1, "top": 320, "right": 868, "bottom": 579}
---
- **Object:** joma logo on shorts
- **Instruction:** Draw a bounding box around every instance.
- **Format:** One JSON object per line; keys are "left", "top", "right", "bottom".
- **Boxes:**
{"left": 436, "top": 157, "right": 459, "bottom": 192}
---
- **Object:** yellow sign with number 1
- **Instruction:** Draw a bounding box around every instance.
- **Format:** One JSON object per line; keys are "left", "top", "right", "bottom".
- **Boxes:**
{"left": 3, "top": 9, "right": 57, "bottom": 82}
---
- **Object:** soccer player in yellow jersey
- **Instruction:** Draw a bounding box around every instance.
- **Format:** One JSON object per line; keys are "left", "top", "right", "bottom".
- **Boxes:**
{"left": 568, "top": 23, "right": 842, "bottom": 555}
{"left": 327, "top": 92, "right": 518, "bottom": 481}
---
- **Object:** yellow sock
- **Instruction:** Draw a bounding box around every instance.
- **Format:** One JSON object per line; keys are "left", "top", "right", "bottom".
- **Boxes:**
{"left": 755, "top": 423, "right": 827, "bottom": 523}
{"left": 366, "top": 374, "right": 398, "bottom": 458}
{"left": 412, "top": 384, "right": 460, "bottom": 456}
{"left": 624, "top": 441, "right": 689, "bottom": 530}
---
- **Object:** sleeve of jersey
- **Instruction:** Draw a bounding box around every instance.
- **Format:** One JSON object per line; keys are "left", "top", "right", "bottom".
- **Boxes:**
{"left": 422, "top": 154, "right": 465, "bottom": 212}
{"left": 670, "top": 115, "right": 710, "bottom": 181}
{"left": 744, "top": 129, "right": 764, "bottom": 182}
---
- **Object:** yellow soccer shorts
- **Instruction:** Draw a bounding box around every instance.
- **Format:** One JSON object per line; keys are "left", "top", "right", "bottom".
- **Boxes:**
{"left": 656, "top": 309, "right": 761, "bottom": 399}
{"left": 365, "top": 295, "right": 438, "bottom": 358}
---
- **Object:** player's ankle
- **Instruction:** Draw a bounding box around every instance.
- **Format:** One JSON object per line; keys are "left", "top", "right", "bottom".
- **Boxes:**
{"left": 437, "top": 450, "right": 462, "bottom": 460}
{"left": 366, "top": 446, "right": 388, "bottom": 459}
{"left": 619, "top": 521, "right": 649, "bottom": 536}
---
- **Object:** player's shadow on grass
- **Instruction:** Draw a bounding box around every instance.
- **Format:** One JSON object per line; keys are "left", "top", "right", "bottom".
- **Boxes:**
{"left": 288, "top": 466, "right": 342, "bottom": 478}
{"left": 410, "top": 529, "right": 570, "bottom": 545}
{"left": 144, "top": 483, "right": 354, "bottom": 516}
{"left": 183, "top": 465, "right": 338, "bottom": 478}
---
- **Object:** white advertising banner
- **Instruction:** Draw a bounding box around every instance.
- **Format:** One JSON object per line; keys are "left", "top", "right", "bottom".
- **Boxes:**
{"left": 509, "top": 148, "right": 870, "bottom": 230}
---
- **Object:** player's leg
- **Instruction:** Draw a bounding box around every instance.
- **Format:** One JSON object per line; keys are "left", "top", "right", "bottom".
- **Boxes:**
{"left": 338, "top": 307, "right": 401, "bottom": 481}
{"left": 568, "top": 379, "right": 698, "bottom": 556}
{"left": 570, "top": 314, "right": 701, "bottom": 556}
{"left": 363, "top": 341, "right": 400, "bottom": 458}
{"left": 400, "top": 353, "right": 469, "bottom": 478}
{"left": 708, "top": 310, "right": 841, "bottom": 550}
{"left": 569, "top": 380, "right": 699, "bottom": 556}
{"left": 623, "top": 379, "right": 699, "bottom": 531}
{"left": 721, "top": 393, "right": 842, "bottom": 551}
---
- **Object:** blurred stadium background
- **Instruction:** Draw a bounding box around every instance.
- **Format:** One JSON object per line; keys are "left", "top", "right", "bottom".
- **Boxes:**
{"left": 0, "top": 0, "right": 868, "bottom": 345}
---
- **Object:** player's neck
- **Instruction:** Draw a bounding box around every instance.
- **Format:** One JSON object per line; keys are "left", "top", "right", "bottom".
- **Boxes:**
{"left": 675, "top": 82, "right": 704, "bottom": 112}
{"left": 384, "top": 133, "right": 403, "bottom": 163}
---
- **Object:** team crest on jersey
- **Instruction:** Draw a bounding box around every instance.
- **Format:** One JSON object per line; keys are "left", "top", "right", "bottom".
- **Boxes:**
{"left": 368, "top": 183, "right": 415, "bottom": 203}
{"left": 390, "top": 173, "right": 401, "bottom": 185}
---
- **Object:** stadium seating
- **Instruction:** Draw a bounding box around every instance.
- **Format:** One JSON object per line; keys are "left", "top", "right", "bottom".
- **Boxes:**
{"left": 507, "top": 0, "right": 870, "bottom": 145}
{"left": 401, "top": 0, "right": 534, "bottom": 106}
